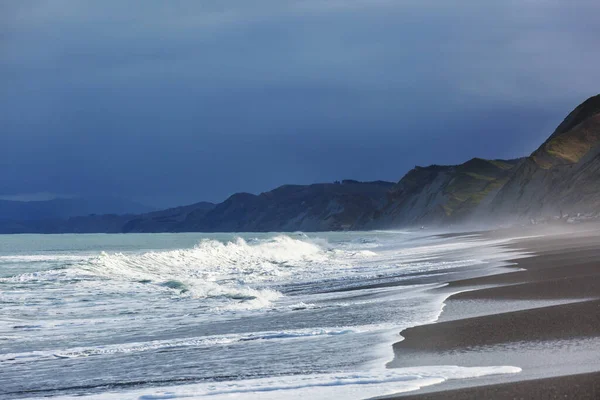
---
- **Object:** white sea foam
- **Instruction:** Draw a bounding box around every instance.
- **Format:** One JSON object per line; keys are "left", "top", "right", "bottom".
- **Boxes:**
{"left": 0, "top": 254, "right": 86, "bottom": 262}
{"left": 0, "top": 327, "right": 361, "bottom": 364}
{"left": 0, "top": 233, "right": 527, "bottom": 318}
{"left": 0, "top": 236, "right": 317, "bottom": 309}
{"left": 3, "top": 232, "right": 531, "bottom": 400}
{"left": 47, "top": 366, "right": 522, "bottom": 400}
{"left": 1, "top": 235, "right": 388, "bottom": 312}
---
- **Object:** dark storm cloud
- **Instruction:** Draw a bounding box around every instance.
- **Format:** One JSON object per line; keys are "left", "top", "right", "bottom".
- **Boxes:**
{"left": 2, "top": 0, "right": 600, "bottom": 207}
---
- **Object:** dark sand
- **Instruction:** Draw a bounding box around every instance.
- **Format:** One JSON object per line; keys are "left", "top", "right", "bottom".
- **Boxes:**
{"left": 394, "top": 371, "right": 600, "bottom": 400}
{"left": 382, "top": 223, "right": 600, "bottom": 399}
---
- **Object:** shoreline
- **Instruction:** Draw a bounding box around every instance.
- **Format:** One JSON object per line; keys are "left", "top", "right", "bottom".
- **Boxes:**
{"left": 381, "top": 223, "right": 600, "bottom": 399}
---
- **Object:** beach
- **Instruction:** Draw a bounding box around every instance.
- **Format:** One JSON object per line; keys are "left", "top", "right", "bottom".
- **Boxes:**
{"left": 2, "top": 227, "right": 599, "bottom": 399}
{"left": 384, "top": 223, "right": 600, "bottom": 399}
{"left": 1, "top": 231, "right": 528, "bottom": 400}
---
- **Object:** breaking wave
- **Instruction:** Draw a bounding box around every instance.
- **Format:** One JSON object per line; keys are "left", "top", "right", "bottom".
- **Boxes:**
{"left": 2, "top": 235, "right": 376, "bottom": 310}
{"left": 85, "top": 235, "right": 332, "bottom": 282}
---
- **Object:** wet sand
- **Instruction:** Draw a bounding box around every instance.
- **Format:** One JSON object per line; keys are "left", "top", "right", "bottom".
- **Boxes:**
{"left": 390, "top": 371, "right": 600, "bottom": 400}
{"left": 382, "top": 223, "right": 600, "bottom": 399}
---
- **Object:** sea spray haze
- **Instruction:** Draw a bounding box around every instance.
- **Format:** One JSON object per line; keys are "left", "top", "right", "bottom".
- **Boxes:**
{"left": 0, "top": 231, "right": 525, "bottom": 399}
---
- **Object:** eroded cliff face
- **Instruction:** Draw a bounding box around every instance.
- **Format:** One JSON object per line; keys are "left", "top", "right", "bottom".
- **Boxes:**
{"left": 489, "top": 94, "right": 600, "bottom": 220}
{"left": 367, "top": 158, "right": 523, "bottom": 228}
{"left": 366, "top": 94, "right": 600, "bottom": 227}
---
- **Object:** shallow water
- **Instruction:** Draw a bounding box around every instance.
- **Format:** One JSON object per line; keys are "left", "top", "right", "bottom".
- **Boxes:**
{"left": 0, "top": 231, "right": 524, "bottom": 399}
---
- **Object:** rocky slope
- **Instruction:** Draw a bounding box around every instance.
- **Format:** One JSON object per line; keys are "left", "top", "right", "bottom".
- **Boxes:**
{"left": 367, "top": 158, "right": 523, "bottom": 228}
{"left": 488, "top": 94, "right": 600, "bottom": 221}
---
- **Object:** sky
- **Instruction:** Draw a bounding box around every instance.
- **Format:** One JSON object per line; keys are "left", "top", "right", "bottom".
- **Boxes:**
{"left": 2, "top": 0, "right": 600, "bottom": 208}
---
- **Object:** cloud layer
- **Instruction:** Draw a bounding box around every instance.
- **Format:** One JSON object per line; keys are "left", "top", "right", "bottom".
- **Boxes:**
{"left": 2, "top": 1, "right": 599, "bottom": 206}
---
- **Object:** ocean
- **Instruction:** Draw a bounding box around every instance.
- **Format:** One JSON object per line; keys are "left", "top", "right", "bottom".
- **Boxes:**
{"left": 0, "top": 231, "right": 524, "bottom": 399}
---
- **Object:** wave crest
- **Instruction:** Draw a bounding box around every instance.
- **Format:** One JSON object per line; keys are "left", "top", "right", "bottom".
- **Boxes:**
{"left": 79, "top": 235, "right": 345, "bottom": 308}
{"left": 3, "top": 235, "right": 378, "bottom": 310}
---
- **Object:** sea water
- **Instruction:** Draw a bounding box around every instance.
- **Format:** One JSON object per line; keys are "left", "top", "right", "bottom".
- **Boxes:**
{"left": 0, "top": 231, "right": 523, "bottom": 399}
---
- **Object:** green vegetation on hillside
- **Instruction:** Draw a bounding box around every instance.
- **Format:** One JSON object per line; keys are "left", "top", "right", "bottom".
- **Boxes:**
{"left": 441, "top": 159, "right": 516, "bottom": 217}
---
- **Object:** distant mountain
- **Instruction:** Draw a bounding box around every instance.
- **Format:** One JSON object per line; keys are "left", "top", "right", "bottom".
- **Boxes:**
{"left": 2, "top": 95, "right": 600, "bottom": 233}
{"left": 0, "top": 214, "right": 132, "bottom": 234}
{"left": 124, "top": 181, "right": 393, "bottom": 232}
{"left": 0, "top": 181, "right": 393, "bottom": 233}
{"left": 0, "top": 196, "right": 154, "bottom": 221}
{"left": 122, "top": 202, "right": 216, "bottom": 232}
{"left": 190, "top": 180, "right": 394, "bottom": 232}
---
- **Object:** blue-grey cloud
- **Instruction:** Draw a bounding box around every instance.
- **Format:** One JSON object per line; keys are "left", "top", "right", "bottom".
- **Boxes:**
{"left": 1, "top": 0, "right": 599, "bottom": 207}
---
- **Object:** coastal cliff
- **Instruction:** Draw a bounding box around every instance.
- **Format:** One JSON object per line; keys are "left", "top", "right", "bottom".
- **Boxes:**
{"left": 368, "top": 158, "right": 523, "bottom": 228}
{"left": 488, "top": 94, "right": 600, "bottom": 221}
{"left": 2, "top": 95, "right": 600, "bottom": 233}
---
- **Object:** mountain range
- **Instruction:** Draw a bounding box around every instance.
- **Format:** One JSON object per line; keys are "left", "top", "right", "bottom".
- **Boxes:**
{"left": 2, "top": 94, "right": 599, "bottom": 233}
{"left": 0, "top": 196, "right": 153, "bottom": 221}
